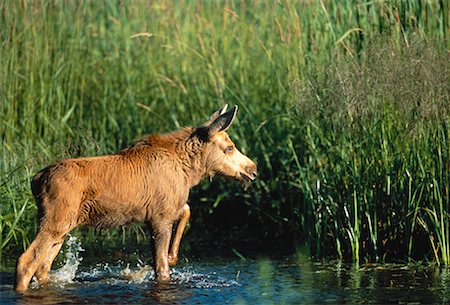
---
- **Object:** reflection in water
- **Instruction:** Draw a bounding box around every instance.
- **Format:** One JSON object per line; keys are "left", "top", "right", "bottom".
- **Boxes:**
{"left": 145, "top": 281, "right": 192, "bottom": 303}
{"left": 441, "top": 267, "right": 449, "bottom": 304}
{"left": 0, "top": 242, "right": 449, "bottom": 305}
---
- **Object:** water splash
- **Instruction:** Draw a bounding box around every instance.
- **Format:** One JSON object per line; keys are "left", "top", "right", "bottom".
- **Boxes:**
{"left": 76, "top": 261, "right": 238, "bottom": 288}
{"left": 171, "top": 267, "right": 239, "bottom": 288}
{"left": 49, "top": 235, "right": 84, "bottom": 285}
{"left": 29, "top": 234, "right": 238, "bottom": 290}
{"left": 117, "top": 262, "right": 239, "bottom": 288}
{"left": 119, "top": 259, "right": 154, "bottom": 284}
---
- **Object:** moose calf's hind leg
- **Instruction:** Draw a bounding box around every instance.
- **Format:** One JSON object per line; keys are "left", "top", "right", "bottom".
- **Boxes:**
{"left": 34, "top": 241, "right": 64, "bottom": 287}
{"left": 15, "top": 232, "right": 56, "bottom": 293}
{"left": 168, "top": 204, "right": 191, "bottom": 267}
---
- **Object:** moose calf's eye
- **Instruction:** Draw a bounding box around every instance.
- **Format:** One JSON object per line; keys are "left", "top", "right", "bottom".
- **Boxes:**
{"left": 226, "top": 146, "right": 234, "bottom": 153}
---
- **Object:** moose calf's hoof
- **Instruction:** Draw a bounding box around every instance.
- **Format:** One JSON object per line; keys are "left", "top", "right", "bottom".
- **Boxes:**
{"left": 168, "top": 254, "right": 178, "bottom": 267}
{"left": 14, "top": 283, "right": 27, "bottom": 294}
{"left": 156, "top": 273, "right": 170, "bottom": 283}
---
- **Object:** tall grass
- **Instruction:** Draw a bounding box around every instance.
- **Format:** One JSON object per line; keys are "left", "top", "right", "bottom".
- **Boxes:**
{"left": 287, "top": 37, "right": 449, "bottom": 264}
{"left": 1, "top": 1, "right": 449, "bottom": 264}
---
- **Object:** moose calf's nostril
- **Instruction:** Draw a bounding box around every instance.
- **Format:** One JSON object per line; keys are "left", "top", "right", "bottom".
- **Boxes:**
{"left": 245, "top": 166, "right": 258, "bottom": 179}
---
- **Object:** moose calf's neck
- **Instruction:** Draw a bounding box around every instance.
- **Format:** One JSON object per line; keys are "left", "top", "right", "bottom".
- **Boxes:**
{"left": 128, "top": 127, "right": 210, "bottom": 189}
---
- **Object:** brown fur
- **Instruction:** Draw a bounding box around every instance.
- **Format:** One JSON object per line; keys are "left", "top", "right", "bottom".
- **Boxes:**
{"left": 14, "top": 105, "right": 257, "bottom": 292}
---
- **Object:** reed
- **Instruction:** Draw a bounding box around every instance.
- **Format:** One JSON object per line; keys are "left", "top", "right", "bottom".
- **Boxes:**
{"left": 1, "top": 0, "right": 448, "bottom": 264}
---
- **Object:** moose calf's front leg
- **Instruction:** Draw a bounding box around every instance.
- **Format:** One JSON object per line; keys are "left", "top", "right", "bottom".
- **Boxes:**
{"left": 168, "top": 204, "right": 191, "bottom": 267}
{"left": 152, "top": 222, "right": 173, "bottom": 282}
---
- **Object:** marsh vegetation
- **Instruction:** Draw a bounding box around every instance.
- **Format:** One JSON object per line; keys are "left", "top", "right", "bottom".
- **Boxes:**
{"left": 1, "top": 0, "right": 449, "bottom": 267}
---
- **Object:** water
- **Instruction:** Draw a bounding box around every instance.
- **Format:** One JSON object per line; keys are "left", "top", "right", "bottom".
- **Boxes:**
{"left": 1, "top": 238, "right": 449, "bottom": 304}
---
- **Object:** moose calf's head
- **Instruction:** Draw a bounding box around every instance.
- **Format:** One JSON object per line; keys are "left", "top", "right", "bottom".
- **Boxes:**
{"left": 200, "top": 105, "right": 257, "bottom": 186}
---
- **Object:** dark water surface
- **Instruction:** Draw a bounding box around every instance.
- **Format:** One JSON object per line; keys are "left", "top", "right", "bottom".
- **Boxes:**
{"left": 0, "top": 239, "right": 449, "bottom": 304}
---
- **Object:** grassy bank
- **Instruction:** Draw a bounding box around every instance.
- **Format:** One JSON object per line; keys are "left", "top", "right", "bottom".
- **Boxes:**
{"left": 1, "top": 1, "right": 449, "bottom": 264}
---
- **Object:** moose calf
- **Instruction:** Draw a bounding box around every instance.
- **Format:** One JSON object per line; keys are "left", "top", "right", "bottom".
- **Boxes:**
{"left": 15, "top": 105, "right": 257, "bottom": 292}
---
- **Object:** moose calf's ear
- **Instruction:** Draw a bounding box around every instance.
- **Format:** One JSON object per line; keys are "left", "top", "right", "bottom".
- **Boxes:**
{"left": 204, "top": 104, "right": 228, "bottom": 126}
{"left": 207, "top": 105, "right": 238, "bottom": 137}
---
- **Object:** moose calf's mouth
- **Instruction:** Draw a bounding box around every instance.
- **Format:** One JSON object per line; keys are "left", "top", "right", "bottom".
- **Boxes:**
{"left": 238, "top": 171, "right": 257, "bottom": 190}
{"left": 241, "top": 178, "right": 253, "bottom": 191}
